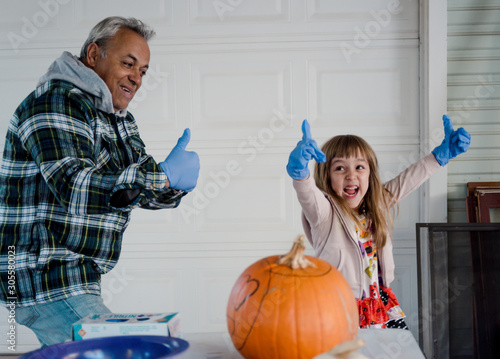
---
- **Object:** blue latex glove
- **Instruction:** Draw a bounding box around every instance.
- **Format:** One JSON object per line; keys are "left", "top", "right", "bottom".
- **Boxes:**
{"left": 432, "top": 115, "right": 471, "bottom": 166}
{"left": 286, "top": 120, "right": 326, "bottom": 180}
{"left": 159, "top": 129, "right": 200, "bottom": 192}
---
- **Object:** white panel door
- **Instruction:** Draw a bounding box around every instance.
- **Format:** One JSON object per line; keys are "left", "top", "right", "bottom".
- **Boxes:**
{"left": 0, "top": 0, "right": 425, "bottom": 354}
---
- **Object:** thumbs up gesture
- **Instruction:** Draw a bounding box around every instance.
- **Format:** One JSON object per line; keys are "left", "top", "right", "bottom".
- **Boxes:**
{"left": 286, "top": 120, "right": 327, "bottom": 180}
{"left": 431, "top": 115, "right": 471, "bottom": 166}
{"left": 159, "top": 128, "right": 200, "bottom": 192}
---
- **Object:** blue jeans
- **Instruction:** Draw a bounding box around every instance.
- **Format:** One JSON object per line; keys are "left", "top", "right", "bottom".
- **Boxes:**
{"left": 16, "top": 294, "right": 111, "bottom": 347}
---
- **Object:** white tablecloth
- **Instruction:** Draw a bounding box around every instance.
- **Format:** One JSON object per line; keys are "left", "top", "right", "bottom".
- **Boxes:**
{"left": 177, "top": 329, "right": 425, "bottom": 358}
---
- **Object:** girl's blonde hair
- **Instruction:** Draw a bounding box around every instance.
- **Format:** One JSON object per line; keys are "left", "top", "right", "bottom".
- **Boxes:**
{"left": 314, "top": 135, "right": 395, "bottom": 250}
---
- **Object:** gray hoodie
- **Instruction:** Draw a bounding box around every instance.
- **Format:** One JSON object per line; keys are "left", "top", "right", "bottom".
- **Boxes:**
{"left": 37, "top": 51, "right": 128, "bottom": 117}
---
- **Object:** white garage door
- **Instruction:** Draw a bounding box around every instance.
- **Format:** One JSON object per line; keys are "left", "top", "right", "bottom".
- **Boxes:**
{"left": 0, "top": 0, "right": 444, "bottom": 353}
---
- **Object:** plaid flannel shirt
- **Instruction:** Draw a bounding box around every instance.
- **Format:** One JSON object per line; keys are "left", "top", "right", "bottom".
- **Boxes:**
{"left": 0, "top": 80, "right": 185, "bottom": 306}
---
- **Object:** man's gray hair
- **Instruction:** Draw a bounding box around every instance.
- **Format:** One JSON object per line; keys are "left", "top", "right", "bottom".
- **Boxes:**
{"left": 79, "top": 16, "right": 156, "bottom": 59}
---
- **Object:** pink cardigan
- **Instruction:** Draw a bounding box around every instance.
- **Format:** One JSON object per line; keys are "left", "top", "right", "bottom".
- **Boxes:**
{"left": 293, "top": 154, "right": 441, "bottom": 298}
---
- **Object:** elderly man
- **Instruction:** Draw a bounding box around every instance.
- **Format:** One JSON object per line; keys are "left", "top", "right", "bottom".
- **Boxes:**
{"left": 0, "top": 17, "right": 199, "bottom": 346}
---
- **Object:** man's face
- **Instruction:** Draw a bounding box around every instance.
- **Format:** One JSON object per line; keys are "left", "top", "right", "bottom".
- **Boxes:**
{"left": 90, "top": 28, "right": 150, "bottom": 112}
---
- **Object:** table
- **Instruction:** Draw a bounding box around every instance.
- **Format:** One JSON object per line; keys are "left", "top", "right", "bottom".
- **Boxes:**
{"left": 177, "top": 329, "right": 425, "bottom": 358}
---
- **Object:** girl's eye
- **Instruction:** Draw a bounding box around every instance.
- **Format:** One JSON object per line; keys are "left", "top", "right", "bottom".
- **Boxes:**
{"left": 335, "top": 166, "right": 345, "bottom": 171}
{"left": 356, "top": 165, "right": 364, "bottom": 170}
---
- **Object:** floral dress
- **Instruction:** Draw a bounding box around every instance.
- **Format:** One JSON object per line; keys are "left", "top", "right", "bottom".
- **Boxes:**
{"left": 355, "top": 217, "right": 408, "bottom": 329}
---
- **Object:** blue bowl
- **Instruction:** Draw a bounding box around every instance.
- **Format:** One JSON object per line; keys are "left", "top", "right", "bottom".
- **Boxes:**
{"left": 19, "top": 335, "right": 189, "bottom": 359}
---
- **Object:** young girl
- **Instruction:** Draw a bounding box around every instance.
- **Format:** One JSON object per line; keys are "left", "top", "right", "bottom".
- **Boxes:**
{"left": 286, "top": 116, "right": 470, "bottom": 329}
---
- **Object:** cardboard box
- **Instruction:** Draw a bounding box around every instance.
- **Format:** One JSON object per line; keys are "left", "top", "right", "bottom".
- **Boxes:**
{"left": 72, "top": 312, "right": 181, "bottom": 340}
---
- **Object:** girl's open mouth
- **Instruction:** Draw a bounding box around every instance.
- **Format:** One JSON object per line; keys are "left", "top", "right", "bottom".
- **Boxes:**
{"left": 343, "top": 185, "right": 359, "bottom": 198}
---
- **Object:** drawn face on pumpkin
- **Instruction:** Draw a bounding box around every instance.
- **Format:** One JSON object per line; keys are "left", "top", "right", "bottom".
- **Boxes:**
{"left": 226, "top": 248, "right": 358, "bottom": 358}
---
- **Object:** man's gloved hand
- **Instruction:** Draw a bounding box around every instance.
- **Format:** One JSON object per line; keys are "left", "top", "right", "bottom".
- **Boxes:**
{"left": 286, "top": 119, "right": 326, "bottom": 180}
{"left": 159, "top": 128, "right": 200, "bottom": 192}
{"left": 432, "top": 115, "right": 471, "bottom": 166}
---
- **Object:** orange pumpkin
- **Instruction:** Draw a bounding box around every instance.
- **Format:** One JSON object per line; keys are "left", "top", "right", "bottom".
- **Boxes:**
{"left": 226, "top": 236, "right": 358, "bottom": 359}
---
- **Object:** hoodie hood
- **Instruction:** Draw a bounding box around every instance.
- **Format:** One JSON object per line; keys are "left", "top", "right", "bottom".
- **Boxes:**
{"left": 37, "top": 51, "right": 128, "bottom": 117}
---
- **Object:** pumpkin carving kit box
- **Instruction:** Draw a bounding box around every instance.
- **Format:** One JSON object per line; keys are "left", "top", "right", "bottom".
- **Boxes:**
{"left": 72, "top": 312, "right": 181, "bottom": 340}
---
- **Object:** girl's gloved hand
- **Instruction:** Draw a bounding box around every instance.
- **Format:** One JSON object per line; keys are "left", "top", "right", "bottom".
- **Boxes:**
{"left": 286, "top": 119, "right": 326, "bottom": 180}
{"left": 159, "top": 128, "right": 200, "bottom": 192}
{"left": 432, "top": 115, "right": 471, "bottom": 166}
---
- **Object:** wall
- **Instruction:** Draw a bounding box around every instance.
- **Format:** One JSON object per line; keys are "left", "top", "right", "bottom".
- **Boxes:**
{"left": 446, "top": 1, "right": 500, "bottom": 357}
{"left": 447, "top": 0, "right": 500, "bottom": 222}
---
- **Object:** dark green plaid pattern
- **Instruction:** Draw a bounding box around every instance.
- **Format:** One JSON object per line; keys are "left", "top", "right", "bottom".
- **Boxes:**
{"left": 0, "top": 80, "right": 185, "bottom": 306}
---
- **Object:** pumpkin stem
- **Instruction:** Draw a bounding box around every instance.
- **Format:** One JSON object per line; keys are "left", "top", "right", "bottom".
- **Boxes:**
{"left": 277, "top": 235, "right": 315, "bottom": 269}
{"left": 314, "top": 339, "right": 367, "bottom": 359}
